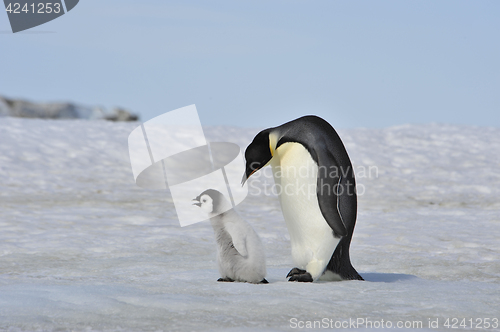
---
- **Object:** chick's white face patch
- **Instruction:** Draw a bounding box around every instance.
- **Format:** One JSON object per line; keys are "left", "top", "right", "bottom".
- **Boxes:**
{"left": 128, "top": 105, "right": 248, "bottom": 227}
{"left": 198, "top": 195, "right": 214, "bottom": 214}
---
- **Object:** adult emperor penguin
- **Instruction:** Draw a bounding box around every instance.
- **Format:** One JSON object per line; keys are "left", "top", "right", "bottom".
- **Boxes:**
{"left": 242, "top": 115, "right": 363, "bottom": 282}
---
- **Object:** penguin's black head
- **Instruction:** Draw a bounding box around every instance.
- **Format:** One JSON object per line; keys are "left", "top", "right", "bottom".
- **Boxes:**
{"left": 242, "top": 129, "right": 274, "bottom": 185}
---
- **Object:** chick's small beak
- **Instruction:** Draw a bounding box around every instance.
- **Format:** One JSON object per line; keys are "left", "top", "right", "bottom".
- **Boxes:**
{"left": 192, "top": 198, "right": 201, "bottom": 207}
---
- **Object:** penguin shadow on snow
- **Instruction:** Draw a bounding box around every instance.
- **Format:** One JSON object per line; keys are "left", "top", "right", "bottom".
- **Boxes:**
{"left": 360, "top": 273, "right": 418, "bottom": 283}
{"left": 256, "top": 269, "right": 417, "bottom": 284}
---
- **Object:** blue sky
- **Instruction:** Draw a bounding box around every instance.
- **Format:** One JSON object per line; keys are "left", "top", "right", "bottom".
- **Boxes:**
{"left": 1, "top": 0, "right": 499, "bottom": 128}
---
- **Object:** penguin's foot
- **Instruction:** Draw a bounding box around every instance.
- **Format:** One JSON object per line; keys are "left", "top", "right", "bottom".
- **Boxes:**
{"left": 259, "top": 278, "right": 269, "bottom": 284}
{"left": 286, "top": 267, "right": 307, "bottom": 278}
{"left": 217, "top": 277, "right": 234, "bottom": 282}
{"left": 288, "top": 272, "right": 313, "bottom": 282}
{"left": 287, "top": 268, "right": 313, "bottom": 282}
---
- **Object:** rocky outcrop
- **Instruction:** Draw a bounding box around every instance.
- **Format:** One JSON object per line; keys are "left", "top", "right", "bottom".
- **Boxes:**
{"left": 0, "top": 95, "right": 139, "bottom": 121}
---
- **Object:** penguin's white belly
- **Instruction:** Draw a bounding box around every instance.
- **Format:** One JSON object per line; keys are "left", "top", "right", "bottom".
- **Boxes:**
{"left": 270, "top": 143, "right": 339, "bottom": 279}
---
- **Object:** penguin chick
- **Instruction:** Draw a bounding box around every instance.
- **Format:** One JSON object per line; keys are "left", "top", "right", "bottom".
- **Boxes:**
{"left": 193, "top": 189, "right": 268, "bottom": 284}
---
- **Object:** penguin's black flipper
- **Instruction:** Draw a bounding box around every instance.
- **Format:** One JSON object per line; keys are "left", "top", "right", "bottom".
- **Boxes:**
{"left": 336, "top": 173, "right": 358, "bottom": 234}
{"left": 320, "top": 158, "right": 362, "bottom": 280}
{"left": 259, "top": 278, "right": 269, "bottom": 284}
{"left": 315, "top": 155, "right": 348, "bottom": 238}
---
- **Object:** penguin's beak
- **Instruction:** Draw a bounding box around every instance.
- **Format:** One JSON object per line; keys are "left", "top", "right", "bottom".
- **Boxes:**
{"left": 241, "top": 169, "right": 258, "bottom": 186}
{"left": 242, "top": 159, "right": 269, "bottom": 186}
{"left": 192, "top": 198, "right": 201, "bottom": 207}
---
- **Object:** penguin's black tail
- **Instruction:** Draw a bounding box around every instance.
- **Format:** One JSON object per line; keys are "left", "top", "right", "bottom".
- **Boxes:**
{"left": 326, "top": 236, "right": 364, "bottom": 281}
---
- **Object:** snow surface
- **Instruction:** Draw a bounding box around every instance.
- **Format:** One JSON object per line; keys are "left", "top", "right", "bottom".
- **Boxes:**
{"left": 0, "top": 118, "right": 499, "bottom": 332}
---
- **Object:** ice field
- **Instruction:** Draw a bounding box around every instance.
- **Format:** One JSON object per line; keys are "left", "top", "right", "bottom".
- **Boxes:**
{"left": 0, "top": 118, "right": 499, "bottom": 331}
